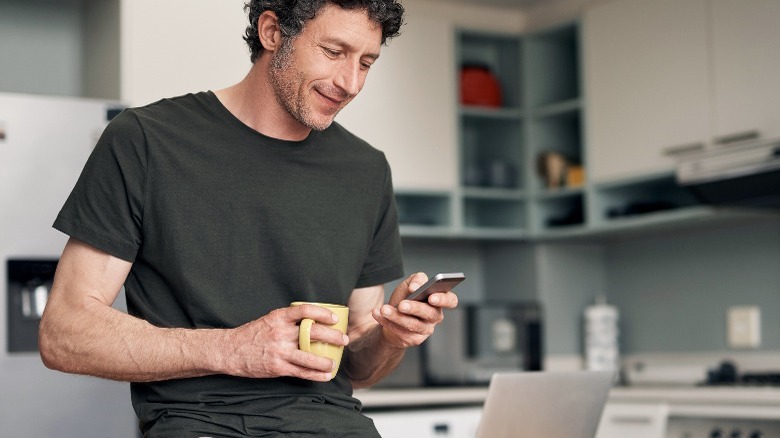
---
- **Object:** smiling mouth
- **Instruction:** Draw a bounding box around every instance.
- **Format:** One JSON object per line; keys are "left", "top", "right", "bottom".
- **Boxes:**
{"left": 314, "top": 85, "right": 352, "bottom": 107}
{"left": 318, "top": 91, "right": 342, "bottom": 104}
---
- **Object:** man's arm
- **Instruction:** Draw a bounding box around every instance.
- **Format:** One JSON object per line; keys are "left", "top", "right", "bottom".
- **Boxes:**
{"left": 343, "top": 273, "right": 458, "bottom": 389}
{"left": 39, "top": 238, "right": 343, "bottom": 382}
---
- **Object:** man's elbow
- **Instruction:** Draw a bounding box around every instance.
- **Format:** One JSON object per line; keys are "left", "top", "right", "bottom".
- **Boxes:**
{"left": 38, "top": 313, "right": 70, "bottom": 372}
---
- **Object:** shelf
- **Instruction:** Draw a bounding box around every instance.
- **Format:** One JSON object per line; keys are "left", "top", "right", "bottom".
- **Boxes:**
{"left": 524, "top": 23, "right": 580, "bottom": 108}
{"left": 534, "top": 191, "right": 585, "bottom": 231}
{"left": 458, "top": 30, "right": 523, "bottom": 109}
{"left": 590, "top": 172, "right": 700, "bottom": 226}
{"left": 535, "top": 186, "right": 584, "bottom": 200}
{"left": 594, "top": 205, "right": 719, "bottom": 230}
{"left": 461, "top": 116, "right": 524, "bottom": 190}
{"left": 460, "top": 106, "right": 524, "bottom": 120}
{"left": 462, "top": 187, "right": 526, "bottom": 200}
{"left": 459, "top": 227, "right": 528, "bottom": 240}
{"left": 396, "top": 192, "right": 452, "bottom": 228}
{"left": 399, "top": 225, "right": 458, "bottom": 239}
{"left": 532, "top": 98, "right": 581, "bottom": 118}
{"left": 592, "top": 170, "right": 678, "bottom": 190}
{"left": 463, "top": 197, "right": 527, "bottom": 230}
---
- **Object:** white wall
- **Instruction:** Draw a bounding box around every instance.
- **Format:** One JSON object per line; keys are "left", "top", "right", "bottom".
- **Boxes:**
{"left": 119, "top": 0, "right": 249, "bottom": 106}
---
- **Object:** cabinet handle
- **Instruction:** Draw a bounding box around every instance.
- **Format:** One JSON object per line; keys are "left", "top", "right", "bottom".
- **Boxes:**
{"left": 609, "top": 416, "right": 654, "bottom": 424}
{"left": 714, "top": 130, "right": 760, "bottom": 146}
{"left": 433, "top": 423, "right": 450, "bottom": 436}
{"left": 662, "top": 142, "right": 705, "bottom": 157}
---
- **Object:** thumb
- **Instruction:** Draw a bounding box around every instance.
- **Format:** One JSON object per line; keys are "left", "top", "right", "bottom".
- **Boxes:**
{"left": 389, "top": 272, "right": 428, "bottom": 306}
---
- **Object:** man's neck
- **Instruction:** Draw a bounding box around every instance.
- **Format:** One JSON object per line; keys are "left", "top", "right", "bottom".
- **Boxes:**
{"left": 213, "top": 60, "right": 312, "bottom": 142}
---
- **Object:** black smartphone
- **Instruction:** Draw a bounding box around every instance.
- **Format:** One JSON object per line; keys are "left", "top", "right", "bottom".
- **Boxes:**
{"left": 405, "top": 272, "right": 465, "bottom": 302}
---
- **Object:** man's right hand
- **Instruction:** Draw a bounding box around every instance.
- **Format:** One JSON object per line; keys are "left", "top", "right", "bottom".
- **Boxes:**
{"left": 222, "top": 304, "right": 349, "bottom": 381}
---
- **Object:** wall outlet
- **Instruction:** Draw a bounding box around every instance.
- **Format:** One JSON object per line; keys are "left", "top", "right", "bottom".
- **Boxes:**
{"left": 727, "top": 306, "right": 761, "bottom": 349}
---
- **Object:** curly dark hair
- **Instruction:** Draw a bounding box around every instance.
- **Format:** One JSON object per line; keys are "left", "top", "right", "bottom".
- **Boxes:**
{"left": 243, "top": 0, "right": 405, "bottom": 63}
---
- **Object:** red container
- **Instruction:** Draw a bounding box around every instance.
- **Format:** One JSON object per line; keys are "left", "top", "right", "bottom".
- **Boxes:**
{"left": 460, "top": 64, "right": 502, "bottom": 107}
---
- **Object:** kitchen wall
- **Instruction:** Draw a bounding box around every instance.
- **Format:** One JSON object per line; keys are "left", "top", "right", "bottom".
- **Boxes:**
{"left": 398, "top": 213, "right": 780, "bottom": 362}
{"left": 0, "top": 0, "right": 85, "bottom": 96}
{"left": 605, "top": 216, "right": 780, "bottom": 354}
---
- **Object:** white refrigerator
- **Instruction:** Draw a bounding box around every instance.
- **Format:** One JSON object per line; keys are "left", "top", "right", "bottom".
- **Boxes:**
{"left": 0, "top": 92, "right": 138, "bottom": 437}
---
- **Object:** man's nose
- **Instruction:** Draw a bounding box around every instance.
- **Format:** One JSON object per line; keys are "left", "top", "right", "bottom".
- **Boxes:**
{"left": 333, "top": 60, "right": 363, "bottom": 97}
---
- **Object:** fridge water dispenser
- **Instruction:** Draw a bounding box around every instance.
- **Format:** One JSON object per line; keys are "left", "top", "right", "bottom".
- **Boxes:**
{"left": 7, "top": 259, "right": 58, "bottom": 352}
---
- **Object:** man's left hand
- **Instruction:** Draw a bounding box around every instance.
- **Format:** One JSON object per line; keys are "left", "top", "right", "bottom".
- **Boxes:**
{"left": 371, "top": 272, "right": 459, "bottom": 349}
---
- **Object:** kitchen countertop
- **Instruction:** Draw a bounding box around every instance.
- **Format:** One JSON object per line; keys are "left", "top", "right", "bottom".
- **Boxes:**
{"left": 355, "top": 385, "right": 780, "bottom": 411}
{"left": 609, "top": 386, "right": 780, "bottom": 404}
{"left": 355, "top": 386, "right": 489, "bottom": 409}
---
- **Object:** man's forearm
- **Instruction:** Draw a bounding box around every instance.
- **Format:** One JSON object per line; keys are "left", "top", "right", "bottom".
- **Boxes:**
{"left": 342, "top": 324, "right": 406, "bottom": 389}
{"left": 40, "top": 296, "right": 228, "bottom": 382}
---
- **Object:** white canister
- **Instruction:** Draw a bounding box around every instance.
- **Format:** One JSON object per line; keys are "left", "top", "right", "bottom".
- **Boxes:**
{"left": 584, "top": 297, "right": 620, "bottom": 371}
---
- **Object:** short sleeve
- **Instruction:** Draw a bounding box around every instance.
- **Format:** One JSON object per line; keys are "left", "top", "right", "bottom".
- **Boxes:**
{"left": 355, "top": 161, "right": 404, "bottom": 288}
{"left": 53, "top": 109, "right": 147, "bottom": 262}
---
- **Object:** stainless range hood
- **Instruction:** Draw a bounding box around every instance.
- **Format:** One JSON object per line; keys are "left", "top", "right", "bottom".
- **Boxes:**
{"left": 675, "top": 138, "right": 780, "bottom": 208}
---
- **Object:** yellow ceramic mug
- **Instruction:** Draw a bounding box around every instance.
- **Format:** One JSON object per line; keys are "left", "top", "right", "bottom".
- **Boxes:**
{"left": 290, "top": 302, "right": 349, "bottom": 378}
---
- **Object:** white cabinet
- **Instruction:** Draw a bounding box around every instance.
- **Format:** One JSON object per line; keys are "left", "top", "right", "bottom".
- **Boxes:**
{"left": 709, "top": 0, "right": 780, "bottom": 142}
{"left": 583, "top": 0, "right": 711, "bottom": 182}
{"left": 584, "top": 0, "right": 780, "bottom": 183}
{"left": 595, "top": 403, "right": 668, "bottom": 438}
{"left": 336, "top": 14, "right": 458, "bottom": 192}
{"left": 367, "top": 407, "right": 482, "bottom": 438}
{"left": 119, "top": 0, "right": 249, "bottom": 106}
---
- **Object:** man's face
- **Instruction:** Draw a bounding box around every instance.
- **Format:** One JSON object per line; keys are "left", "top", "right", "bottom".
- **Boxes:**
{"left": 268, "top": 4, "right": 382, "bottom": 131}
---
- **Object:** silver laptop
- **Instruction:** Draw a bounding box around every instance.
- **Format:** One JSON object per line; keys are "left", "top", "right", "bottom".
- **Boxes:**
{"left": 476, "top": 371, "right": 614, "bottom": 438}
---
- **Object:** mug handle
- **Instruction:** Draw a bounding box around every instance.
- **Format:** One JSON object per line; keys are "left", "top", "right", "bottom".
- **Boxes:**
{"left": 299, "top": 318, "right": 314, "bottom": 352}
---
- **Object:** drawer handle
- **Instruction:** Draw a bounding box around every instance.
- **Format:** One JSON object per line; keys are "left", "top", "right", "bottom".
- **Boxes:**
{"left": 433, "top": 423, "right": 450, "bottom": 435}
{"left": 714, "top": 129, "right": 760, "bottom": 146}
{"left": 609, "top": 416, "right": 654, "bottom": 424}
{"left": 662, "top": 142, "right": 706, "bottom": 156}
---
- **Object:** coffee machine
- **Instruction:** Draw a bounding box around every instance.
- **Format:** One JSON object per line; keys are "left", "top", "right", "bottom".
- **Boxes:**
{"left": 423, "top": 301, "right": 543, "bottom": 386}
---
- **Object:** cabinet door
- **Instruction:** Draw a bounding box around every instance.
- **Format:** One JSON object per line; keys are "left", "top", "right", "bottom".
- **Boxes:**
{"left": 119, "top": 0, "right": 249, "bottom": 106}
{"left": 583, "top": 0, "right": 711, "bottom": 182}
{"left": 710, "top": 0, "right": 780, "bottom": 141}
{"left": 595, "top": 403, "right": 668, "bottom": 438}
{"left": 368, "top": 407, "right": 482, "bottom": 438}
{"left": 336, "top": 15, "right": 457, "bottom": 192}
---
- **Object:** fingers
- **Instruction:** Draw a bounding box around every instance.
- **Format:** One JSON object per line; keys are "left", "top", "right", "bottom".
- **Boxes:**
{"left": 417, "top": 291, "right": 459, "bottom": 310}
{"left": 287, "top": 305, "right": 348, "bottom": 347}
{"left": 288, "top": 304, "right": 341, "bottom": 325}
{"left": 257, "top": 347, "right": 336, "bottom": 382}
{"left": 375, "top": 272, "right": 462, "bottom": 349}
{"left": 226, "top": 305, "right": 350, "bottom": 382}
{"left": 288, "top": 349, "right": 338, "bottom": 380}
{"left": 307, "top": 322, "right": 350, "bottom": 347}
{"left": 375, "top": 304, "right": 438, "bottom": 336}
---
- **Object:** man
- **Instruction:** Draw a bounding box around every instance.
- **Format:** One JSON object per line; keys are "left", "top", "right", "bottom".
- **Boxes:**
{"left": 39, "top": 1, "right": 458, "bottom": 436}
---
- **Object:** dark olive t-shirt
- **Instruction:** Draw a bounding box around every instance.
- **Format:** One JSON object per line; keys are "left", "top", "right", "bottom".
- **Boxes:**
{"left": 53, "top": 91, "right": 404, "bottom": 436}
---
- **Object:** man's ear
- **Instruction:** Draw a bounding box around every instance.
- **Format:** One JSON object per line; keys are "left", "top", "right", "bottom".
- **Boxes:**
{"left": 257, "top": 10, "right": 283, "bottom": 51}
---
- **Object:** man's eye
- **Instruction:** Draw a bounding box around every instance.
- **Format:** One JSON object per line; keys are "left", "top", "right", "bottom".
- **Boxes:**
{"left": 324, "top": 48, "right": 340, "bottom": 57}
{"left": 361, "top": 62, "right": 373, "bottom": 70}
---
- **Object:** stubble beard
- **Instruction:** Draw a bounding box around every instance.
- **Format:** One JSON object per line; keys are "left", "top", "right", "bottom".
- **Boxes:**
{"left": 269, "top": 37, "right": 337, "bottom": 132}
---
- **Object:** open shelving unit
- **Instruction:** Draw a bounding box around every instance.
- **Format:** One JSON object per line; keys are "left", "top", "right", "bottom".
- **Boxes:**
{"left": 395, "top": 21, "right": 756, "bottom": 242}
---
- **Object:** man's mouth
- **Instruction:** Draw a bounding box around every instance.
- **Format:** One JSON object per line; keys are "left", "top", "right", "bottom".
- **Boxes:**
{"left": 314, "top": 86, "right": 351, "bottom": 107}
{"left": 318, "top": 90, "right": 342, "bottom": 105}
